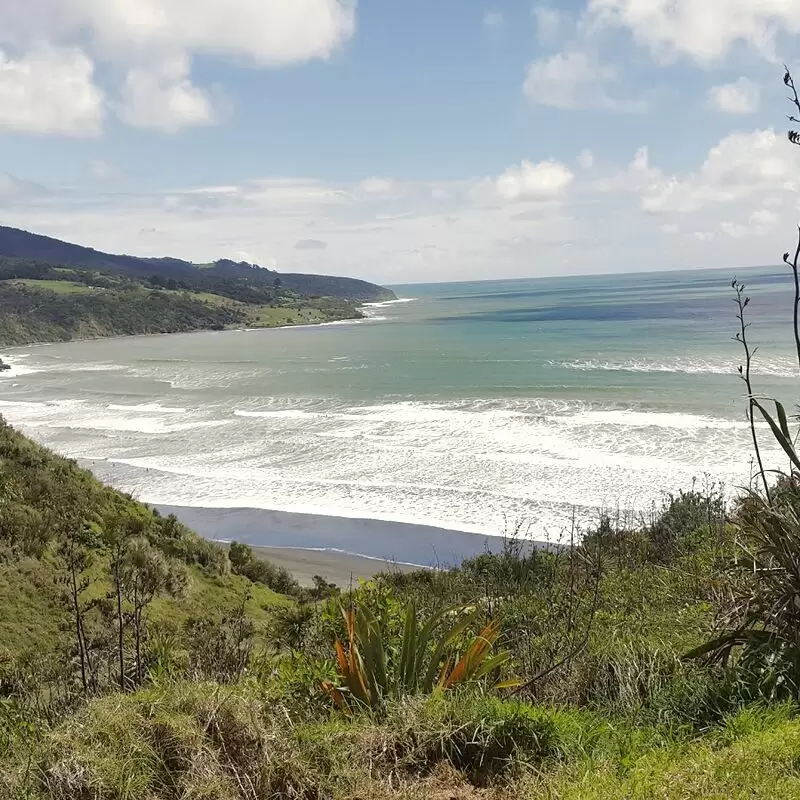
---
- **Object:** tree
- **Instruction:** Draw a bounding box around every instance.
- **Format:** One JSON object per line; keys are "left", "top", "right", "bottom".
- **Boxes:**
{"left": 101, "top": 511, "right": 149, "bottom": 690}
{"left": 229, "top": 541, "right": 253, "bottom": 571}
{"left": 56, "top": 518, "right": 101, "bottom": 695}
{"left": 121, "top": 539, "right": 188, "bottom": 684}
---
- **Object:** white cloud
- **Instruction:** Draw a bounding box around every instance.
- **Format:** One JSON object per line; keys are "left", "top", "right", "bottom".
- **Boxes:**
{"left": 0, "top": 173, "right": 46, "bottom": 202}
{"left": 641, "top": 129, "right": 798, "bottom": 214}
{"left": 496, "top": 159, "right": 574, "bottom": 201}
{"left": 577, "top": 149, "right": 595, "bottom": 169}
{"left": 90, "top": 160, "right": 120, "bottom": 180}
{"left": 0, "top": 45, "right": 104, "bottom": 135}
{"left": 750, "top": 208, "right": 779, "bottom": 229}
{"left": 358, "top": 177, "right": 395, "bottom": 195}
{"left": 483, "top": 10, "right": 504, "bottom": 28}
{"left": 1, "top": 128, "right": 796, "bottom": 283}
{"left": 722, "top": 208, "right": 782, "bottom": 238}
{"left": 118, "top": 56, "right": 216, "bottom": 132}
{"left": 533, "top": 7, "right": 563, "bottom": 44}
{"left": 708, "top": 77, "right": 760, "bottom": 114}
{"left": 0, "top": 0, "right": 356, "bottom": 134}
{"left": 523, "top": 50, "right": 622, "bottom": 110}
{"left": 598, "top": 146, "right": 662, "bottom": 192}
{"left": 588, "top": 0, "right": 800, "bottom": 63}
{"left": 294, "top": 238, "right": 328, "bottom": 250}
{"left": 0, "top": 0, "right": 357, "bottom": 67}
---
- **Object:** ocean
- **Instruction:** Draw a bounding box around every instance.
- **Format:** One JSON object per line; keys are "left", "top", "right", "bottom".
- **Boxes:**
{"left": 1, "top": 267, "right": 797, "bottom": 544}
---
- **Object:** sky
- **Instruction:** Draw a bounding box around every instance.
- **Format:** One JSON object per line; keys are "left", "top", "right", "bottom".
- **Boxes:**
{"left": 0, "top": 1, "right": 799, "bottom": 284}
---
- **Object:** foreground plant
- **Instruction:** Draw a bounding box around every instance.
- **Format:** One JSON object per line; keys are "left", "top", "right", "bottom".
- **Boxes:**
{"left": 688, "top": 68, "right": 800, "bottom": 699}
{"left": 323, "top": 602, "right": 517, "bottom": 710}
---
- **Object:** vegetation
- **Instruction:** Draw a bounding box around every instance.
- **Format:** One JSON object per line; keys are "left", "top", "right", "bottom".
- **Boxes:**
{"left": 3, "top": 72, "right": 800, "bottom": 799}
{"left": 0, "top": 225, "right": 396, "bottom": 302}
{"left": 0, "top": 258, "right": 365, "bottom": 346}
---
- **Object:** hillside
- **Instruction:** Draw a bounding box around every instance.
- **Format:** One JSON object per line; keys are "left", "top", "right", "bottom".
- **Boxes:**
{"left": 0, "top": 418, "right": 297, "bottom": 657}
{"left": 3, "top": 415, "right": 800, "bottom": 798}
{"left": 0, "top": 226, "right": 396, "bottom": 302}
{"left": 0, "top": 258, "right": 364, "bottom": 346}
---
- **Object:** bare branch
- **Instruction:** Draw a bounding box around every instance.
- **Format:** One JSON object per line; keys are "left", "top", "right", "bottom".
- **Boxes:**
{"left": 732, "top": 279, "right": 770, "bottom": 503}
{"left": 785, "top": 68, "right": 800, "bottom": 147}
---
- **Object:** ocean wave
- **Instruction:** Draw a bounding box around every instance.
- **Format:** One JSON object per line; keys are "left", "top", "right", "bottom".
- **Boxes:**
{"left": 108, "top": 403, "right": 187, "bottom": 414}
{"left": 361, "top": 298, "right": 416, "bottom": 309}
{"left": 0, "top": 355, "right": 42, "bottom": 379}
{"left": 0, "top": 354, "right": 126, "bottom": 378}
{"left": 234, "top": 409, "right": 313, "bottom": 419}
{"left": 569, "top": 409, "right": 747, "bottom": 431}
{"left": 5, "top": 393, "right": 776, "bottom": 540}
{"left": 548, "top": 357, "right": 798, "bottom": 378}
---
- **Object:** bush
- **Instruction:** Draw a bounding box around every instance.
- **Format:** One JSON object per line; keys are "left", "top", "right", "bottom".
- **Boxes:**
{"left": 228, "top": 541, "right": 301, "bottom": 596}
{"left": 387, "top": 694, "right": 559, "bottom": 784}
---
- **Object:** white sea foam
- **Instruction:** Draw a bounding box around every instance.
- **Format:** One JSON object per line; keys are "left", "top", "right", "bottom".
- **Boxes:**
{"left": 26, "top": 394, "right": 768, "bottom": 543}
{"left": 108, "top": 403, "right": 187, "bottom": 414}
{"left": 568, "top": 409, "right": 747, "bottom": 431}
{"left": 550, "top": 357, "right": 798, "bottom": 378}
{"left": 234, "top": 409, "right": 313, "bottom": 419}
{"left": 0, "top": 355, "right": 40, "bottom": 378}
{"left": 361, "top": 298, "right": 416, "bottom": 309}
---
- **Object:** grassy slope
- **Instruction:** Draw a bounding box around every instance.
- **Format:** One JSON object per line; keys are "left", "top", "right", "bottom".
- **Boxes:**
{"left": 13, "top": 279, "right": 98, "bottom": 294}
{"left": 14, "top": 683, "right": 800, "bottom": 799}
{"left": 1, "top": 423, "right": 797, "bottom": 799}
{"left": 0, "top": 419, "right": 285, "bottom": 662}
{"left": 0, "top": 278, "right": 361, "bottom": 346}
{"left": 190, "top": 288, "right": 361, "bottom": 327}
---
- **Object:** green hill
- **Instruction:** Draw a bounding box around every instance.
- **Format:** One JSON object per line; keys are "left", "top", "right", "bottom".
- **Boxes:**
{"left": 0, "top": 259, "right": 365, "bottom": 346}
{"left": 0, "top": 417, "right": 291, "bottom": 660}
{"left": 3, "top": 413, "right": 800, "bottom": 798}
{"left": 0, "top": 226, "right": 396, "bottom": 302}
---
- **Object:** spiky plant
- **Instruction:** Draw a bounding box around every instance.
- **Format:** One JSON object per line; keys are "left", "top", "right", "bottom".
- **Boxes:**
{"left": 323, "top": 602, "right": 516, "bottom": 711}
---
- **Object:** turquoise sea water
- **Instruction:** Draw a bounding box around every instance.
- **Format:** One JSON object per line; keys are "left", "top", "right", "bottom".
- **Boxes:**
{"left": 1, "top": 266, "right": 798, "bottom": 539}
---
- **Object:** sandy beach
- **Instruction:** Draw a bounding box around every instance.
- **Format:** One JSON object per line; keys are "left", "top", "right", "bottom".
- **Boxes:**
{"left": 74, "top": 458, "right": 523, "bottom": 585}
{"left": 248, "top": 545, "right": 422, "bottom": 587}
{"left": 154, "top": 504, "right": 515, "bottom": 584}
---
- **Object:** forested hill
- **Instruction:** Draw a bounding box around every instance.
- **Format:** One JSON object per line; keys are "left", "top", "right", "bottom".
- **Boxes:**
{"left": 0, "top": 258, "right": 366, "bottom": 346}
{"left": 0, "top": 226, "right": 395, "bottom": 303}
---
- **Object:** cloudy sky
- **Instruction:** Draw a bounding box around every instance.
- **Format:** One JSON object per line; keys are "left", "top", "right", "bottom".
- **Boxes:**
{"left": 0, "top": 0, "right": 799, "bottom": 284}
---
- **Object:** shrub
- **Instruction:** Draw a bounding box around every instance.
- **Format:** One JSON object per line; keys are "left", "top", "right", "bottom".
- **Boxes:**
{"left": 388, "top": 694, "right": 558, "bottom": 784}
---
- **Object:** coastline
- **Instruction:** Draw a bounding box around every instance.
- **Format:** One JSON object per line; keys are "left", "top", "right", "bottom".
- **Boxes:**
{"left": 247, "top": 545, "right": 425, "bottom": 587}
{"left": 154, "top": 504, "right": 526, "bottom": 574}
{"left": 0, "top": 296, "right": 414, "bottom": 367}
{"left": 0, "top": 310, "right": 366, "bottom": 353}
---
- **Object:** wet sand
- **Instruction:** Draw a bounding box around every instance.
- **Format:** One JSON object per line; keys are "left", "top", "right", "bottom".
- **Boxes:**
{"left": 154, "top": 504, "right": 510, "bottom": 569}
{"left": 248, "top": 545, "right": 423, "bottom": 587}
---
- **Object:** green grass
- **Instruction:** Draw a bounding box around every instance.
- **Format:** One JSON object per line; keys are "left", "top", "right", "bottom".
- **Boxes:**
{"left": 12, "top": 279, "right": 98, "bottom": 295}
{"left": 165, "top": 291, "right": 352, "bottom": 329}
{"left": 0, "top": 557, "right": 286, "bottom": 668}
{"left": 149, "top": 566, "right": 289, "bottom": 630}
{"left": 244, "top": 304, "right": 353, "bottom": 327}
{"left": 533, "top": 706, "right": 800, "bottom": 799}
{"left": 186, "top": 290, "right": 238, "bottom": 306}
{"left": 0, "top": 558, "right": 65, "bottom": 657}
{"left": 12, "top": 684, "right": 800, "bottom": 800}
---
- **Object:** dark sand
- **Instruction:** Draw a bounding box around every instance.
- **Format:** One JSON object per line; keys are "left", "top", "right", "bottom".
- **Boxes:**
{"left": 80, "top": 456, "right": 533, "bottom": 586}
{"left": 248, "top": 545, "right": 422, "bottom": 587}
{"left": 155, "top": 505, "right": 507, "bottom": 567}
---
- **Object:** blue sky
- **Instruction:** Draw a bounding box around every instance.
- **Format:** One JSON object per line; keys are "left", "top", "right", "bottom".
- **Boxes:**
{"left": 0, "top": 0, "right": 799, "bottom": 283}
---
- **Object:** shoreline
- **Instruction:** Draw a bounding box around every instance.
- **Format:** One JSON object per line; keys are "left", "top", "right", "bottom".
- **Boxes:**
{"left": 0, "top": 297, "right": 411, "bottom": 354}
{"left": 246, "top": 545, "right": 426, "bottom": 586}
{"left": 0, "top": 314, "right": 365, "bottom": 354}
{"left": 65, "top": 460, "right": 538, "bottom": 582}
{"left": 154, "top": 504, "right": 530, "bottom": 572}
